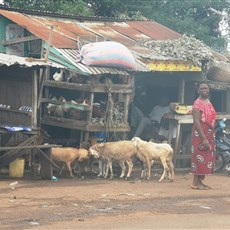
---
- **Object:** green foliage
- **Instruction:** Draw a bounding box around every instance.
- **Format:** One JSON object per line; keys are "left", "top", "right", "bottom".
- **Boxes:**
{"left": 126, "top": 0, "right": 229, "bottom": 52}
{"left": 4, "top": 0, "right": 93, "bottom": 16}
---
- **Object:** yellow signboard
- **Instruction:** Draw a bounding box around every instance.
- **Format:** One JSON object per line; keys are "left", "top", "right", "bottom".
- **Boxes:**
{"left": 145, "top": 60, "right": 201, "bottom": 72}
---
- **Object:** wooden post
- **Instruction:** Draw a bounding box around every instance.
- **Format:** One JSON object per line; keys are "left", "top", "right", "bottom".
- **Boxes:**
{"left": 178, "top": 79, "right": 185, "bottom": 103}
{"left": 123, "top": 94, "right": 130, "bottom": 124}
{"left": 173, "top": 123, "right": 182, "bottom": 167}
{"left": 108, "top": 92, "right": 114, "bottom": 127}
{"left": 225, "top": 90, "right": 230, "bottom": 113}
{"left": 37, "top": 68, "right": 47, "bottom": 109}
{"left": 44, "top": 25, "right": 57, "bottom": 62}
{"left": 40, "top": 148, "right": 53, "bottom": 180}
{"left": 84, "top": 92, "right": 94, "bottom": 141}
{"left": 43, "top": 67, "right": 50, "bottom": 117}
{"left": 31, "top": 70, "right": 38, "bottom": 129}
{"left": 87, "top": 92, "right": 94, "bottom": 122}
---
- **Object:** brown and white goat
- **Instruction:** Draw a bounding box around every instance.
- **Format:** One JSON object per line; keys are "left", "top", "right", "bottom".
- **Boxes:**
{"left": 89, "top": 140, "right": 136, "bottom": 179}
{"left": 51, "top": 147, "right": 89, "bottom": 177}
{"left": 131, "top": 137, "right": 174, "bottom": 182}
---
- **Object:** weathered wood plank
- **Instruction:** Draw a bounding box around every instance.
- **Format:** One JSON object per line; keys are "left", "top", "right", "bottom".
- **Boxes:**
{"left": 0, "top": 144, "right": 61, "bottom": 151}
{"left": 40, "top": 148, "right": 53, "bottom": 180}
{"left": 42, "top": 116, "right": 130, "bottom": 132}
{"left": 44, "top": 80, "right": 133, "bottom": 93}
{"left": 3, "top": 35, "right": 39, "bottom": 45}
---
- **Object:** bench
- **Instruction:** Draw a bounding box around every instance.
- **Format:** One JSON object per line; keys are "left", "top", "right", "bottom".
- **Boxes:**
{"left": 0, "top": 144, "right": 61, "bottom": 179}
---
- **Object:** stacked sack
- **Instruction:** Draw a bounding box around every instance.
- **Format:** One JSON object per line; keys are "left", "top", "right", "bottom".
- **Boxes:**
{"left": 80, "top": 41, "right": 136, "bottom": 70}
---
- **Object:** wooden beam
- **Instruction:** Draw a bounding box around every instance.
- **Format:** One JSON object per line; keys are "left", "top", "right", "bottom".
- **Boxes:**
{"left": 31, "top": 70, "right": 38, "bottom": 128}
{"left": 37, "top": 148, "right": 60, "bottom": 169}
{"left": 0, "top": 144, "right": 61, "bottom": 151}
{"left": 123, "top": 94, "right": 130, "bottom": 124}
{"left": 44, "top": 80, "right": 133, "bottom": 93}
{"left": 44, "top": 25, "right": 57, "bottom": 62}
{"left": 40, "top": 148, "right": 53, "bottom": 179}
{"left": 37, "top": 68, "right": 47, "bottom": 109}
{"left": 178, "top": 79, "right": 185, "bottom": 103}
{"left": 3, "top": 35, "right": 39, "bottom": 45}
{"left": 41, "top": 115, "right": 130, "bottom": 132}
{"left": 87, "top": 92, "right": 94, "bottom": 122}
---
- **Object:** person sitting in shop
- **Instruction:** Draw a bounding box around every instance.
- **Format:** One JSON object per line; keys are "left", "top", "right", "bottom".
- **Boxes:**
{"left": 132, "top": 96, "right": 171, "bottom": 139}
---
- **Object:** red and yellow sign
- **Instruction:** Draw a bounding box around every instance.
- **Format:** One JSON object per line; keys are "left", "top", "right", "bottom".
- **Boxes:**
{"left": 145, "top": 60, "right": 201, "bottom": 72}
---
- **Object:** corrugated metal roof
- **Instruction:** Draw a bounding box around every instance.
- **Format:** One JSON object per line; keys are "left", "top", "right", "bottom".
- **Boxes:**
{"left": 0, "top": 8, "right": 182, "bottom": 73}
{"left": 76, "top": 22, "right": 154, "bottom": 57}
{"left": 78, "top": 22, "right": 137, "bottom": 46}
{"left": 126, "top": 21, "right": 181, "bottom": 40}
{"left": 105, "top": 22, "right": 151, "bottom": 41}
{"left": 0, "top": 8, "right": 181, "bottom": 48}
{"left": 0, "top": 52, "right": 64, "bottom": 68}
{"left": 0, "top": 9, "right": 77, "bottom": 48}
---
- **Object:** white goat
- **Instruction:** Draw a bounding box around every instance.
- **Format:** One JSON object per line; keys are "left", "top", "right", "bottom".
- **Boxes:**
{"left": 79, "top": 137, "right": 106, "bottom": 177}
{"left": 51, "top": 147, "right": 89, "bottom": 177}
{"left": 140, "top": 160, "right": 154, "bottom": 179}
{"left": 89, "top": 140, "right": 136, "bottom": 179}
{"left": 131, "top": 137, "right": 174, "bottom": 182}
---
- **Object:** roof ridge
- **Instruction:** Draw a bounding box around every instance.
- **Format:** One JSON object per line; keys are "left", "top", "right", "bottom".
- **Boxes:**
{"left": 0, "top": 5, "right": 150, "bottom": 22}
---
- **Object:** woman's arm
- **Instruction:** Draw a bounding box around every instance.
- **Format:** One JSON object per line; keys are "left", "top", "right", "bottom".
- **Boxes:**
{"left": 192, "top": 108, "right": 210, "bottom": 148}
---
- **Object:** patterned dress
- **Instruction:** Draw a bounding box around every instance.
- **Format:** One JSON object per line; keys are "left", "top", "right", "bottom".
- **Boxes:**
{"left": 191, "top": 98, "right": 216, "bottom": 175}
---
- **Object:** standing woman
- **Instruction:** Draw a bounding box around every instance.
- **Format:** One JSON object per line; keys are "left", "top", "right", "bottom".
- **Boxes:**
{"left": 191, "top": 82, "right": 216, "bottom": 190}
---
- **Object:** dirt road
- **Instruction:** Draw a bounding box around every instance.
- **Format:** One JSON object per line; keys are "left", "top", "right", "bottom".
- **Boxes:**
{"left": 1, "top": 171, "right": 230, "bottom": 229}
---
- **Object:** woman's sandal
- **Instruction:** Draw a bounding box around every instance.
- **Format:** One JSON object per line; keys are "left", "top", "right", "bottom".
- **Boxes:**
{"left": 191, "top": 185, "right": 209, "bottom": 190}
{"left": 202, "top": 184, "right": 211, "bottom": 189}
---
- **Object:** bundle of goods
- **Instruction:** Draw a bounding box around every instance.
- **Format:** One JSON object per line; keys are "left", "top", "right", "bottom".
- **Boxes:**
{"left": 170, "top": 103, "right": 192, "bottom": 115}
{"left": 206, "top": 61, "right": 230, "bottom": 83}
{"left": 80, "top": 41, "right": 136, "bottom": 70}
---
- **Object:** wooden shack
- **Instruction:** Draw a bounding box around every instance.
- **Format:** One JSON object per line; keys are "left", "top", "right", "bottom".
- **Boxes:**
{"left": 40, "top": 68, "right": 134, "bottom": 146}
{"left": 1, "top": 7, "right": 230, "bottom": 172}
{"left": 133, "top": 58, "right": 230, "bottom": 169}
{"left": 0, "top": 53, "right": 63, "bottom": 178}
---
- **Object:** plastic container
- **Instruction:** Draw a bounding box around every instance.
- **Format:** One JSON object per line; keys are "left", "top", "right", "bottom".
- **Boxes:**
{"left": 95, "top": 132, "right": 106, "bottom": 142}
{"left": 9, "top": 158, "right": 25, "bottom": 177}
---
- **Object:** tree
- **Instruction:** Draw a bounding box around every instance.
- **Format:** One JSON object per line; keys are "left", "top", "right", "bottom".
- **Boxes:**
{"left": 122, "top": 0, "right": 230, "bottom": 53}
{"left": 83, "top": 0, "right": 230, "bottom": 52}
{"left": 82, "top": 0, "right": 145, "bottom": 19}
{"left": 3, "top": 0, "right": 93, "bottom": 16}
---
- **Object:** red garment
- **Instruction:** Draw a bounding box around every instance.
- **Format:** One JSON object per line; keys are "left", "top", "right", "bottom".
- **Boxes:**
{"left": 191, "top": 98, "right": 216, "bottom": 175}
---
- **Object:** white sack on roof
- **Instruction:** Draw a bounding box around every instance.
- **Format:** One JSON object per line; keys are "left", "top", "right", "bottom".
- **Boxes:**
{"left": 80, "top": 41, "right": 136, "bottom": 70}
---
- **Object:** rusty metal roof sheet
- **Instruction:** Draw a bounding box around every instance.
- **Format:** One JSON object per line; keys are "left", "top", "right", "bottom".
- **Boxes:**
{"left": 78, "top": 22, "right": 137, "bottom": 46}
{"left": 105, "top": 22, "right": 152, "bottom": 41}
{"left": 0, "top": 8, "right": 183, "bottom": 72}
{"left": 76, "top": 22, "right": 154, "bottom": 57}
{"left": 0, "top": 8, "right": 181, "bottom": 47}
{"left": 126, "top": 21, "right": 181, "bottom": 40}
{"left": 0, "top": 9, "right": 77, "bottom": 48}
{"left": 0, "top": 52, "right": 64, "bottom": 68}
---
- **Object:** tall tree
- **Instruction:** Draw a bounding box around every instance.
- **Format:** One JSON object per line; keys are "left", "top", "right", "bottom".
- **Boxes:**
{"left": 122, "top": 0, "right": 230, "bottom": 52}
{"left": 83, "top": 0, "right": 230, "bottom": 52}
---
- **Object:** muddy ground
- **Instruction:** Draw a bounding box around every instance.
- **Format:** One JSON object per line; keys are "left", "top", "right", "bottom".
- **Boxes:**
{"left": 1, "top": 168, "right": 230, "bottom": 230}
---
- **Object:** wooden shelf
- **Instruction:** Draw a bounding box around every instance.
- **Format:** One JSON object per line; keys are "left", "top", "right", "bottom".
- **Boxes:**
{"left": 41, "top": 98, "right": 91, "bottom": 111}
{"left": 0, "top": 108, "right": 31, "bottom": 115}
{"left": 42, "top": 116, "right": 130, "bottom": 132}
{"left": 44, "top": 80, "right": 133, "bottom": 93}
{"left": 164, "top": 112, "right": 230, "bottom": 124}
